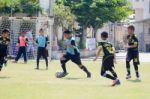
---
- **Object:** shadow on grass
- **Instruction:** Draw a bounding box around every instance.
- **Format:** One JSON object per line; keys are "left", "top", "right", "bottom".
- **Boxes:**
{"left": 128, "top": 79, "right": 142, "bottom": 83}
{"left": 0, "top": 76, "right": 10, "bottom": 79}
{"left": 64, "top": 77, "right": 85, "bottom": 80}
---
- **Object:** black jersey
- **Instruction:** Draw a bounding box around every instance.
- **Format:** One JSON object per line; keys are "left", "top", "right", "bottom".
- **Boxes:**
{"left": 0, "top": 36, "right": 10, "bottom": 49}
{"left": 97, "top": 41, "right": 114, "bottom": 57}
{"left": 127, "top": 34, "right": 138, "bottom": 52}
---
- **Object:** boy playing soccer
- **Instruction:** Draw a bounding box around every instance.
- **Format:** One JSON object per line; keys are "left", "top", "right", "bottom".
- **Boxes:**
{"left": 57, "top": 30, "right": 91, "bottom": 78}
{"left": 93, "top": 31, "right": 120, "bottom": 86}
{"left": 35, "top": 28, "right": 49, "bottom": 70}
{"left": 125, "top": 25, "right": 140, "bottom": 80}
{"left": 0, "top": 29, "right": 10, "bottom": 71}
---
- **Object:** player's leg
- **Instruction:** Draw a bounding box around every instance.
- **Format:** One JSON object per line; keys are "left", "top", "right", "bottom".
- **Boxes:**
{"left": 36, "top": 48, "right": 42, "bottom": 69}
{"left": 126, "top": 52, "right": 132, "bottom": 79}
{"left": 109, "top": 68, "right": 121, "bottom": 86}
{"left": 56, "top": 54, "right": 70, "bottom": 78}
{"left": 0, "top": 57, "right": 3, "bottom": 71}
{"left": 133, "top": 54, "right": 140, "bottom": 80}
{"left": 101, "top": 66, "right": 116, "bottom": 80}
{"left": 23, "top": 47, "right": 27, "bottom": 63}
{"left": 60, "top": 54, "right": 70, "bottom": 74}
{"left": 15, "top": 47, "right": 23, "bottom": 62}
{"left": 72, "top": 55, "right": 91, "bottom": 78}
{"left": 42, "top": 48, "right": 48, "bottom": 70}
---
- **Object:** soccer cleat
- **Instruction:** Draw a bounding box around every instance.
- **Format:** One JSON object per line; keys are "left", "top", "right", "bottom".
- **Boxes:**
{"left": 126, "top": 75, "right": 131, "bottom": 80}
{"left": 136, "top": 76, "right": 140, "bottom": 81}
{"left": 87, "top": 72, "right": 91, "bottom": 78}
{"left": 56, "top": 72, "right": 68, "bottom": 78}
{"left": 12, "top": 61, "right": 17, "bottom": 63}
{"left": 46, "top": 67, "right": 48, "bottom": 70}
{"left": 116, "top": 79, "right": 121, "bottom": 85}
{"left": 112, "top": 79, "right": 121, "bottom": 86}
{"left": 3, "top": 60, "right": 7, "bottom": 67}
{"left": 35, "top": 67, "right": 39, "bottom": 70}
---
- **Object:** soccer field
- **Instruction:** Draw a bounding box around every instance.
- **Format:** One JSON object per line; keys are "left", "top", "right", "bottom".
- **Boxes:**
{"left": 0, "top": 60, "right": 149, "bottom": 99}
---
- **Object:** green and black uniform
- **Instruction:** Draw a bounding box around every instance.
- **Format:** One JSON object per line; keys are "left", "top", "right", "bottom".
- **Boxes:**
{"left": 60, "top": 37, "right": 91, "bottom": 77}
{"left": 0, "top": 36, "right": 10, "bottom": 71}
{"left": 126, "top": 34, "right": 140, "bottom": 77}
{"left": 97, "top": 41, "right": 118, "bottom": 80}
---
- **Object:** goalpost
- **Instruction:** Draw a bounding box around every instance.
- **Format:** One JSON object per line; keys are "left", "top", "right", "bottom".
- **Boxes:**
{"left": 0, "top": 17, "right": 54, "bottom": 61}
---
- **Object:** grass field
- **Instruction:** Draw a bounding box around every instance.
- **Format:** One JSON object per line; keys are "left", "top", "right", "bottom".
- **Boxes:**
{"left": 0, "top": 60, "right": 150, "bottom": 99}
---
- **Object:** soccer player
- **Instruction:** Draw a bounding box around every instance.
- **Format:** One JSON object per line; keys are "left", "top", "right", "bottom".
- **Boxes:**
{"left": 35, "top": 28, "right": 49, "bottom": 70}
{"left": 125, "top": 25, "right": 140, "bottom": 80}
{"left": 93, "top": 31, "right": 120, "bottom": 86}
{"left": 0, "top": 29, "right": 10, "bottom": 71}
{"left": 14, "top": 31, "right": 28, "bottom": 63}
{"left": 57, "top": 30, "right": 91, "bottom": 78}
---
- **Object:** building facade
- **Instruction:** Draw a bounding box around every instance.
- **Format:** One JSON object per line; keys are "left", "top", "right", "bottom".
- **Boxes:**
{"left": 131, "top": 0, "right": 150, "bottom": 52}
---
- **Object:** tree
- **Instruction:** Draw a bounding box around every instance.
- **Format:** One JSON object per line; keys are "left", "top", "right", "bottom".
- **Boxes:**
{"left": 64, "top": 0, "right": 132, "bottom": 49}
{"left": 53, "top": 0, "right": 75, "bottom": 37}
{"left": 0, "top": 0, "right": 42, "bottom": 17}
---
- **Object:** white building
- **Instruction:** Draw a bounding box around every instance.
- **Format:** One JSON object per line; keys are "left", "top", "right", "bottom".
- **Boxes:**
{"left": 131, "top": 0, "right": 150, "bottom": 52}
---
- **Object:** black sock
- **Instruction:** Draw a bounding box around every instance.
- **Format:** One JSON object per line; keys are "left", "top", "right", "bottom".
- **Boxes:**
{"left": 111, "top": 71, "right": 118, "bottom": 78}
{"left": 81, "top": 65, "right": 90, "bottom": 74}
{"left": 126, "top": 61, "right": 131, "bottom": 75}
{"left": 61, "top": 60, "right": 67, "bottom": 73}
{"left": 134, "top": 63, "right": 139, "bottom": 77}
{"left": 105, "top": 74, "right": 116, "bottom": 80}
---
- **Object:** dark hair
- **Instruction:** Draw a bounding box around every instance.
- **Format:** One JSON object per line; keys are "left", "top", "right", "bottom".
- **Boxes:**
{"left": 63, "top": 30, "right": 72, "bottom": 34}
{"left": 128, "top": 25, "right": 135, "bottom": 31}
{"left": 2, "top": 29, "right": 9, "bottom": 34}
{"left": 101, "top": 31, "right": 108, "bottom": 39}
{"left": 39, "top": 28, "right": 44, "bottom": 32}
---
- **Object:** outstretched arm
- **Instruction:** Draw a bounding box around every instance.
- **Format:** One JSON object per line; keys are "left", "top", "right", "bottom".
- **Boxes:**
{"left": 93, "top": 47, "right": 102, "bottom": 61}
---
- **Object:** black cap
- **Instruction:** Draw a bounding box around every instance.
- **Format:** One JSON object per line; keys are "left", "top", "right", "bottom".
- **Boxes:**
{"left": 2, "top": 29, "right": 10, "bottom": 34}
{"left": 63, "top": 30, "right": 72, "bottom": 34}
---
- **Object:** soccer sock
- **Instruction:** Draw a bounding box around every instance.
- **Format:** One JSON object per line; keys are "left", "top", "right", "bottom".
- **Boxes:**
{"left": 110, "top": 70, "right": 118, "bottom": 79}
{"left": 45, "top": 58, "right": 48, "bottom": 67}
{"left": 81, "top": 65, "right": 90, "bottom": 74}
{"left": 126, "top": 61, "right": 131, "bottom": 75}
{"left": 134, "top": 63, "right": 139, "bottom": 77}
{"left": 60, "top": 60, "right": 67, "bottom": 73}
{"left": 104, "top": 73, "right": 116, "bottom": 80}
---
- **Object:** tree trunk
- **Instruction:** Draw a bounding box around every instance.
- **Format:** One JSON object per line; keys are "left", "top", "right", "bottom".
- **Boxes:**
{"left": 93, "top": 28, "right": 98, "bottom": 39}
{"left": 80, "top": 26, "right": 87, "bottom": 49}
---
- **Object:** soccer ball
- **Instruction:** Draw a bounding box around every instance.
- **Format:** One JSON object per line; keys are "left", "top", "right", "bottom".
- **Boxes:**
{"left": 55, "top": 72, "right": 68, "bottom": 78}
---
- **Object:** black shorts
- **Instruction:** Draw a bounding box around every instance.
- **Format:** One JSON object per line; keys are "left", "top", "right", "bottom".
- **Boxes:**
{"left": 63, "top": 53, "right": 82, "bottom": 65}
{"left": 102, "top": 55, "right": 114, "bottom": 71}
{"left": 126, "top": 51, "right": 140, "bottom": 64}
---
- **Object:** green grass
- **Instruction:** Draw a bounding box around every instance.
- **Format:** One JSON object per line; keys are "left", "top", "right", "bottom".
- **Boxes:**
{"left": 0, "top": 60, "right": 150, "bottom": 99}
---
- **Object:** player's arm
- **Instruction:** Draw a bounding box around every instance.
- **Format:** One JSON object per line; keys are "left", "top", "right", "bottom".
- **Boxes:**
{"left": 112, "top": 47, "right": 117, "bottom": 64}
{"left": 127, "top": 38, "right": 138, "bottom": 48}
{"left": 93, "top": 46, "right": 102, "bottom": 61}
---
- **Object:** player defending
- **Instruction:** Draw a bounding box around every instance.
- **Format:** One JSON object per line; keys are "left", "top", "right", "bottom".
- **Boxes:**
{"left": 125, "top": 25, "right": 140, "bottom": 80}
{"left": 93, "top": 31, "right": 120, "bottom": 86}
{"left": 56, "top": 30, "right": 91, "bottom": 78}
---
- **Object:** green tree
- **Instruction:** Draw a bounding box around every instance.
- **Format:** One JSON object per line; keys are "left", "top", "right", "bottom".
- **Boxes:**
{"left": 53, "top": 0, "right": 75, "bottom": 37}
{"left": 0, "top": 0, "right": 42, "bottom": 17}
{"left": 64, "top": 0, "right": 132, "bottom": 49}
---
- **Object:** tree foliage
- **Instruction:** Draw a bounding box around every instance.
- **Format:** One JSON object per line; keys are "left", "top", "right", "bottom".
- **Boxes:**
{"left": 0, "top": 0, "right": 42, "bottom": 16}
{"left": 64, "top": 0, "right": 132, "bottom": 49}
